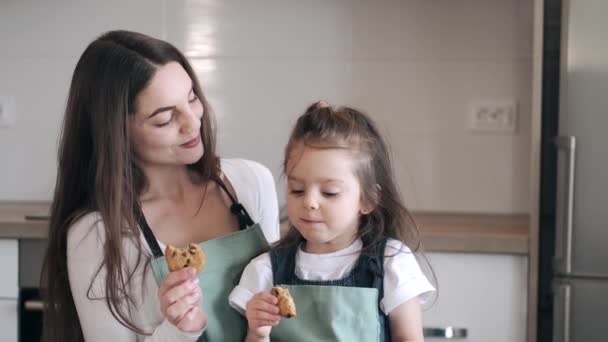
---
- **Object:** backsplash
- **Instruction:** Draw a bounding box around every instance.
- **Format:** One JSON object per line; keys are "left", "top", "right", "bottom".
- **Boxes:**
{"left": 0, "top": 0, "right": 532, "bottom": 213}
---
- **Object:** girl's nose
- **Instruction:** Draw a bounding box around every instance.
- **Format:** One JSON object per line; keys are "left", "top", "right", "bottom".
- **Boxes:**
{"left": 303, "top": 192, "right": 319, "bottom": 210}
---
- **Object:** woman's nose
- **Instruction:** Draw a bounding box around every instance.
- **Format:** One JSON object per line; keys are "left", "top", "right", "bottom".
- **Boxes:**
{"left": 180, "top": 108, "right": 201, "bottom": 135}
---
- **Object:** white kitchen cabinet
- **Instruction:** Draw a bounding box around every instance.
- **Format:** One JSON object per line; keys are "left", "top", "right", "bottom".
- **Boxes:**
{"left": 0, "top": 239, "right": 18, "bottom": 298}
{"left": 422, "top": 252, "right": 527, "bottom": 342}
{"left": 0, "top": 239, "right": 18, "bottom": 342}
{"left": 0, "top": 299, "right": 18, "bottom": 342}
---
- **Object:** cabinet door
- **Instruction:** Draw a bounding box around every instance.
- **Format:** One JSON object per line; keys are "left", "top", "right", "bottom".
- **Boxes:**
{"left": 0, "top": 299, "right": 18, "bottom": 342}
{"left": 0, "top": 239, "right": 18, "bottom": 298}
{"left": 422, "top": 253, "right": 528, "bottom": 342}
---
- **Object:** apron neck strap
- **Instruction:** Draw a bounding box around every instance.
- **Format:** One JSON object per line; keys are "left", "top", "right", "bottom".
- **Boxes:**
{"left": 134, "top": 203, "right": 164, "bottom": 258}
{"left": 135, "top": 178, "right": 255, "bottom": 257}
{"left": 216, "top": 178, "right": 254, "bottom": 230}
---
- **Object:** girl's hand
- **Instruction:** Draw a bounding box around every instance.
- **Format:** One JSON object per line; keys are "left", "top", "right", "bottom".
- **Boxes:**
{"left": 245, "top": 292, "right": 281, "bottom": 339}
{"left": 158, "top": 267, "right": 207, "bottom": 333}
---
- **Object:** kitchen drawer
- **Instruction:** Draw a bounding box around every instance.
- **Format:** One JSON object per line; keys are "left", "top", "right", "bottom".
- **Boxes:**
{"left": 0, "top": 239, "right": 18, "bottom": 298}
{"left": 423, "top": 252, "right": 527, "bottom": 342}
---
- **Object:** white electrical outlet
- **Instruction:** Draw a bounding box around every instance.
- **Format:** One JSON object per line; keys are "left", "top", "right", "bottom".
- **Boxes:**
{"left": 0, "top": 95, "right": 17, "bottom": 127}
{"left": 469, "top": 100, "right": 517, "bottom": 133}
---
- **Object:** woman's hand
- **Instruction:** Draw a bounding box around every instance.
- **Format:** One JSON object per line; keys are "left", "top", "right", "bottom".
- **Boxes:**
{"left": 245, "top": 292, "right": 281, "bottom": 340}
{"left": 158, "top": 267, "right": 207, "bottom": 333}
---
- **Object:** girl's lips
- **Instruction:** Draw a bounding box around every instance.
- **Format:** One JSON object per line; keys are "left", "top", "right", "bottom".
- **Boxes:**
{"left": 301, "top": 218, "right": 323, "bottom": 224}
{"left": 181, "top": 135, "right": 200, "bottom": 148}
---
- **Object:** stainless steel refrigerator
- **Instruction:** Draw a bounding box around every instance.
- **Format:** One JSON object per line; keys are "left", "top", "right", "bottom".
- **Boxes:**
{"left": 538, "top": 0, "right": 608, "bottom": 341}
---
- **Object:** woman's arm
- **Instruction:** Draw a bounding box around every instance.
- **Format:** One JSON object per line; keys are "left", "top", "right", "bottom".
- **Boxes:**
{"left": 67, "top": 213, "right": 202, "bottom": 341}
{"left": 388, "top": 298, "right": 424, "bottom": 342}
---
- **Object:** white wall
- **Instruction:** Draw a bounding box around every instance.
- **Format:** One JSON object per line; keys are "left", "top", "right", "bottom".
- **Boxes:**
{"left": 0, "top": 0, "right": 532, "bottom": 214}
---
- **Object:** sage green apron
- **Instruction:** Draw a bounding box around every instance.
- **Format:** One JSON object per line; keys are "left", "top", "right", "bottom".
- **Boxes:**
{"left": 270, "top": 284, "right": 381, "bottom": 342}
{"left": 150, "top": 224, "right": 269, "bottom": 341}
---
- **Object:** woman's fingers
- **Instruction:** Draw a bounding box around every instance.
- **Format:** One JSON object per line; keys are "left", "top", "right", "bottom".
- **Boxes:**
{"left": 159, "top": 267, "right": 196, "bottom": 296}
{"left": 163, "top": 277, "right": 199, "bottom": 305}
{"left": 165, "top": 288, "right": 202, "bottom": 322}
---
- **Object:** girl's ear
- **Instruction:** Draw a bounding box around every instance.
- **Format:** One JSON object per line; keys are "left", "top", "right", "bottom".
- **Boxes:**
{"left": 360, "top": 200, "right": 375, "bottom": 215}
{"left": 360, "top": 184, "right": 380, "bottom": 215}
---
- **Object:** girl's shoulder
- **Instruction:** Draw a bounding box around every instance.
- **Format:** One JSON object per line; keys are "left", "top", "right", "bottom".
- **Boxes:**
{"left": 382, "top": 238, "right": 422, "bottom": 270}
{"left": 384, "top": 238, "right": 414, "bottom": 255}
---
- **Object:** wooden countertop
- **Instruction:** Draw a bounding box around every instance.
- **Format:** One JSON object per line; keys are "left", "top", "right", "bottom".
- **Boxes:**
{"left": 0, "top": 201, "right": 529, "bottom": 254}
{"left": 0, "top": 201, "right": 50, "bottom": 239}
{"left": 413, "top": 212, "right": 529, "bottom": 255}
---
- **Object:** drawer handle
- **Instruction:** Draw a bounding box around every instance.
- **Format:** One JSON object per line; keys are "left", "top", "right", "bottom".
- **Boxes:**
{"left": 423, "top": 326, "right": 468, "bottom": 339}
{"left": 24, "top": 300, "right": 44, "bottom": 312}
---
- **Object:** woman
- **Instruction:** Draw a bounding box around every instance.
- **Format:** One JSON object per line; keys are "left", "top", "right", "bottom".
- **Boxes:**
{"left": 42, "top": 30, "right": 279, "bottom": 341}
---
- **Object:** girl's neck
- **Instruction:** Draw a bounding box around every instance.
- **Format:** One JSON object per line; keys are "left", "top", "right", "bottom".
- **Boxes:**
{"left": 302, "top": 234, "right": 359, "bottom": 254}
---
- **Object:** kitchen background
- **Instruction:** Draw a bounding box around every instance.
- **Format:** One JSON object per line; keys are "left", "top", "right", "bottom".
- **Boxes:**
{"left": 0, "top": 0, "right": 532, "bottom": 214}
{"left": 0, "top": 0, "right": 537, "bottom": 341}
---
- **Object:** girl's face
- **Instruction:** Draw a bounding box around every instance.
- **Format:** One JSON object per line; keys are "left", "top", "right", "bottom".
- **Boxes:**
{"left": 286, "top": 143, "right": 373, "bottom": 254}
{"left": 129, "top": 62, "right": 204, "bottom": 168}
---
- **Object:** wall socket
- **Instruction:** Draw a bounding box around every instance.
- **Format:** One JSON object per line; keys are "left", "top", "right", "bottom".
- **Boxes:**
{"left": 469, "top": 100, "right": 517, "bottom": 133}
{"left": 0, "top": 95, "right": 17, "bottom": 127}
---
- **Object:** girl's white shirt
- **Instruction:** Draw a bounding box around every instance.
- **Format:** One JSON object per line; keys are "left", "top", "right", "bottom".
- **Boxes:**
{"left": 229, "top": 238, "right": 435, "bottom": 316}
{"left": 67, "top": 159, "right": 280, "bottom": 341}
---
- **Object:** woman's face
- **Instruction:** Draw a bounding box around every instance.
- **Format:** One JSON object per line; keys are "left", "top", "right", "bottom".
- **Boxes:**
{"left": 129, "top": 61, "right": 204, "bottom": 168}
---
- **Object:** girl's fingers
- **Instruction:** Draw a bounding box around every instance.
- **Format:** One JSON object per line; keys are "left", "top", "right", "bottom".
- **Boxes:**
{"left": 250, "top": 319, "right": 280, "bottom": 328}
{"left": 249, "top": 299, "right": 280, "bottom": 315}
{"left": 252, "top": 309, "right": 281, "bottom": 322}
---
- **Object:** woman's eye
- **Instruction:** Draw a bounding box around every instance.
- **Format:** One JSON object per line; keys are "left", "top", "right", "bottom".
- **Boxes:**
{"left": 155, "top": 113, "right": 175, "bottom": 127}
{"left": 289, "top": 190, "right": 304, "bottom": 196}
{"left": 188, "top": 91, "right": 198, "bottom": 103}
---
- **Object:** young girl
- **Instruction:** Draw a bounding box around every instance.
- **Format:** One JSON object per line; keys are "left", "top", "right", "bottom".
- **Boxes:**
{"left": 228, "top": 101, "right": 435, "bottom": 342}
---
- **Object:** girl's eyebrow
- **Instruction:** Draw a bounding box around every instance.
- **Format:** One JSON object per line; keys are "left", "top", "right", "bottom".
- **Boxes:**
{"left": 287, "top": 176, "right": 344, "bottom": 184}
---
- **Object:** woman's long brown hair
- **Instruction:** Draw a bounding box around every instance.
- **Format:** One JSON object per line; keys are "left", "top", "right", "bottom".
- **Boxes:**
{"left": 41, "top": 30, "right": 219, "bottom": 341}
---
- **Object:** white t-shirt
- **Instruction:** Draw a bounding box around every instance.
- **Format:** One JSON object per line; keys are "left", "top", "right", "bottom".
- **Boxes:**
{"left": 67, "top": 159, "right": 280, "bottom": 342}
{"left": 229, "top": 238, "right": 435, "bottom": 316}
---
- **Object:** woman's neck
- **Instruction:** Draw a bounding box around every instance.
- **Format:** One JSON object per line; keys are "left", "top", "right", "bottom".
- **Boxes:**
{"left": 140, "top": 164, "right": 201, "bottom": 202}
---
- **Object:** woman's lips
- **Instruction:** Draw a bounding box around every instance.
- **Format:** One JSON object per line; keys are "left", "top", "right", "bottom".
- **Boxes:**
{"left": 181, "top": 135, "right": 200, "bottom": 148}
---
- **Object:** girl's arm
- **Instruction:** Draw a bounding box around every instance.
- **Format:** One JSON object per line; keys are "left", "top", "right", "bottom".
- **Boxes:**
{"left": 388, "top": 297, "right": 425, "bottom": 342}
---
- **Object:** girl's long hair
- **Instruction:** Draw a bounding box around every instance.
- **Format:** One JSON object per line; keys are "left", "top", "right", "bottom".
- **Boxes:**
{"left": 276, "top": 101, "right": 421, "bottom": 254}
{"left": 41, "top": 30, "right": 219, "bottom": 341}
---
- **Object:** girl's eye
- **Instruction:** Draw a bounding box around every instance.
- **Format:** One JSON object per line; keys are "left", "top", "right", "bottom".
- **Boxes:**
{"left": 289, "top": 190, "right": 304, "bottom": 196}
{"left": 323, "top": 192, "right": 339, "bottom": 197}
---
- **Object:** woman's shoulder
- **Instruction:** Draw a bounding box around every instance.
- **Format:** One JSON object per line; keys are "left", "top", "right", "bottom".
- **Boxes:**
{"left": 220, "top": 157, "right": 276, "bottom": 199}
{"left": 220, "top": 158, "right": 273, "bottom": 179}
{"left": 67, "top": 211, "right": 104, "bottom": 244}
